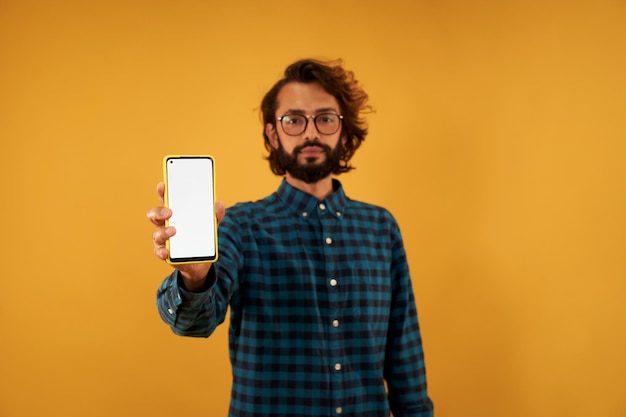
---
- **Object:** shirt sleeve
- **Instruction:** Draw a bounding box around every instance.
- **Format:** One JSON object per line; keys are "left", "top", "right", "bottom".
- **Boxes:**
{"left": 155, "top": 267, "right": 222, "bottom": 337}
{"left": 155, "top": 207, "right": 243, "bottom": 338}
{"left": 384, "top": 216, "right": 434, "bottom": 417}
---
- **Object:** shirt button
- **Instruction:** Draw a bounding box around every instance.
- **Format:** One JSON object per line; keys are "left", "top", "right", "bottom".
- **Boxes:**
{"left": 335, "top": 363, "right": 342, "bottom": 371}
{"left": 332, "top": 319, "right": 339, "bottom": 327}
{"left": 330, "top": 279, "right": 337, "bottom": 287}
{"left": 336, "top": 211, "right": 342, "bottom": 217}
{"left": 302, "top": 212, "right": 308, "bottom": 217}
{"left": 319, "top": 203, "right": 326, "bottom": 210}
{"left": 325, "top": 237, "right": 332, "bottom": 245}
{"left": 167, "top": 308, "right": 174, "bottom": 315}
{"left": 336, "top": 407, "right": 343, "bottom": 414}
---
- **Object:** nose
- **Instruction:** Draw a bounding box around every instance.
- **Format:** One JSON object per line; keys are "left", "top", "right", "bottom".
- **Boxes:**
{"left": 303, "top": 115, "right": 319, "bottom": 141}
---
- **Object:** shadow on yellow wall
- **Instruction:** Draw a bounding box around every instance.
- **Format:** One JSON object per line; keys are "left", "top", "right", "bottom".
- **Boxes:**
{"left": 1, "top": 1, "right": 625, "bottom": 416}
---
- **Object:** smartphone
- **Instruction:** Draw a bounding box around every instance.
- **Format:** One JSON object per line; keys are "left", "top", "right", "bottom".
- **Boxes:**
{"left": 163, "top": 155, "right": 218, "bottom": 264}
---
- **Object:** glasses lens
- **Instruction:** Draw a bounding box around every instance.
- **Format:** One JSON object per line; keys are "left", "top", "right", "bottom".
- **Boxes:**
{"left": 281, "top": 114, "right": 307, "bottom": 135}
{"left": 314, "top": 113, "right": 341, "bottom": 135}
{"left": 279, "top": 113, "right": 342, "bottom": 135}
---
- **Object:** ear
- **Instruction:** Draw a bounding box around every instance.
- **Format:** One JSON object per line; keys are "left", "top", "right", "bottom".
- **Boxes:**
{"left": 266, "top": 123, "right": 279, "bottom": 149}
{"left": 341, "top": 131, "right": 348, "bottom": 146}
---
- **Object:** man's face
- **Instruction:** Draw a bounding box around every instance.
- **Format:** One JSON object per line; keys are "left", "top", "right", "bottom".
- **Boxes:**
{"left": 265, "top": 82, "right": 345, "bottom": 184}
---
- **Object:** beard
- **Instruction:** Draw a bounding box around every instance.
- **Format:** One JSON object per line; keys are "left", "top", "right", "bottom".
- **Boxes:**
{"left": 276, "top": 139, "right": 342, "bottom": 184}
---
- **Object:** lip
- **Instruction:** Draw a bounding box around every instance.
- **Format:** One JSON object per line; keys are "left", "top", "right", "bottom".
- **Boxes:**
{"left": 299, "top": 146, "right": 324, "bottom": 157}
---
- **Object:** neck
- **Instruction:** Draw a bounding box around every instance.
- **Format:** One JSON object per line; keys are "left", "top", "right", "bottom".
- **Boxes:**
{"left": 285, "top": 173, "right": 334, "bottom": 200}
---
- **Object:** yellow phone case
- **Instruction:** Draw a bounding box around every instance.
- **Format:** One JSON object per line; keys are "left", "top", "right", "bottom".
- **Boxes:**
{"left": 163, "top": 155, "right": 218, "bottom": 265}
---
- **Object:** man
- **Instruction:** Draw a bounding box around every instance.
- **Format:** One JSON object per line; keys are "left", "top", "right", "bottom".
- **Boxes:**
{"left": 147, "top": 58, "right": 434, "bottom": 417}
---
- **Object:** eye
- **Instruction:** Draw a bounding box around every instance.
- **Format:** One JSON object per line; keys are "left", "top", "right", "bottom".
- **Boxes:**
{"left": 318, "top": 114, "right": 337, "bottom": 124}
{"left": 283, "top": 115, "right": 304, "bottom": 125}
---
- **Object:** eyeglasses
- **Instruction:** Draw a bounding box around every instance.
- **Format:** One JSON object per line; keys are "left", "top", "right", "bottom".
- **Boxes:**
{"left": 277, "top": 113, "right": 343, "bottom": 136}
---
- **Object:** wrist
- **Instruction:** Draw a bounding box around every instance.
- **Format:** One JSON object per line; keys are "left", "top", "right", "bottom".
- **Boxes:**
{"left": 179, "top": 266, "right": 212, "bottom": 292}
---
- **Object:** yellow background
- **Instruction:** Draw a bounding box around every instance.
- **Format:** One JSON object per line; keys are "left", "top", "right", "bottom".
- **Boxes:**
{"left": 1, "top": 0, "right": 625, "bottom": 416}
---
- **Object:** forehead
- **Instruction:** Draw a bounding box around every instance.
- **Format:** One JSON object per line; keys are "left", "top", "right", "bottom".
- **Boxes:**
{"left": 275, "top": 82, "right": 340, "bottom": 113}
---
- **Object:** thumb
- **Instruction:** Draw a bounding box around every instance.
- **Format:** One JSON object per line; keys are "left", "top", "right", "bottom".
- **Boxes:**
{"left": 215, "top": 201, "right": 226, "bottom": 224}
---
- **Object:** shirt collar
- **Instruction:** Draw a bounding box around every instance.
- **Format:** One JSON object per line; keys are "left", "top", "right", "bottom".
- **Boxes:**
{"left": 276, "top": 178, "right": 348, "bottom": 220}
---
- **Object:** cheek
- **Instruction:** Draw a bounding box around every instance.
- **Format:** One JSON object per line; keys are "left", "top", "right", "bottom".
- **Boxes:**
{"left": 281, "top": 142, "right": 298, "bottom": 155}
{"left": 329, "top": 135, "right": 345, "bottom": 150}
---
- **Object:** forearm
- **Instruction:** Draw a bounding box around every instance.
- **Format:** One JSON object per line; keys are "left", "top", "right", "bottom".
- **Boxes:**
{"left": 386, "top": 356, "right": 433, "bottom": 417}
{"left": 156, "top": 268, "right": 219, "bottom": 337}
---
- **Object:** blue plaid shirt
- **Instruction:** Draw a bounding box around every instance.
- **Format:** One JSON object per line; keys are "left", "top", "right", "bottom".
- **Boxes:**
{"left": 157, "top": 179, "right": 433, "bottom": 417}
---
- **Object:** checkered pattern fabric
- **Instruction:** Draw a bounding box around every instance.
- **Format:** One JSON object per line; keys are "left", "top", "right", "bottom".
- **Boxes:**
{"left": 157, "top": 179, "right": 433, "bottom": 417}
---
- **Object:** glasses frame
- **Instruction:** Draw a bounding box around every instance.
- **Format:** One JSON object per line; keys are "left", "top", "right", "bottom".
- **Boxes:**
{"left": 276, "top": 113, "right": 344, "bottom": 136}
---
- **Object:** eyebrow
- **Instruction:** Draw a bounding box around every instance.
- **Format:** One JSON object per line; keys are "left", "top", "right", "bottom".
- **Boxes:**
{"left": 283, "top": 107, "right": 339, "bottom": 115}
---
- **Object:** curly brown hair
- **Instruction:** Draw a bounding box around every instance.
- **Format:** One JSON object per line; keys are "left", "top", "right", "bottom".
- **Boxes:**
{"left": 261, "top": 58, "right": 371, "bottom": 176}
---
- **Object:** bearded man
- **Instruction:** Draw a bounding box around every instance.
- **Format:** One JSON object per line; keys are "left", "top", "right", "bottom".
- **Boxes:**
{"left": 147, "top": 58, "right": 434, "bottom": 417}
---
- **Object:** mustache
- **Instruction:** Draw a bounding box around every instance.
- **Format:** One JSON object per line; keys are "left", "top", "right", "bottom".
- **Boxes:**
{"left": 294, "top": 141, "right": 331, "bottom": 153}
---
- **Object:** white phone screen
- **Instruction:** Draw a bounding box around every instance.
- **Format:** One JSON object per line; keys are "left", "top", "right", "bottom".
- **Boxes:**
{"left": 164, "top": 156, "right": 217, "bottom": 263}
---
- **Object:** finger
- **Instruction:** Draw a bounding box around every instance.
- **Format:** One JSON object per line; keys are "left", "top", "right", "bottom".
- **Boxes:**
{"left": 215, "top": 201, "right": 226, "bottom": 224}
{"left": 146, "top": 206, "right": 172, "bottom": 226}
{"left": 152, "top": 225, "right": 174, "bottom": 260}
{"left": 156, "top": 182, "right": 165, "bottom": 205}
{"left": 152, "top": 226, "right": 176, "bottom": 245}
{"left": 154, "top": 245, "right": 169, "bottom": 260}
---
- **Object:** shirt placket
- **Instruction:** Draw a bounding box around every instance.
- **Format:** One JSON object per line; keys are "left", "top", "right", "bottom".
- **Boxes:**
{"left": 319, "top": 201, "right": 345, "bottom": 416}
